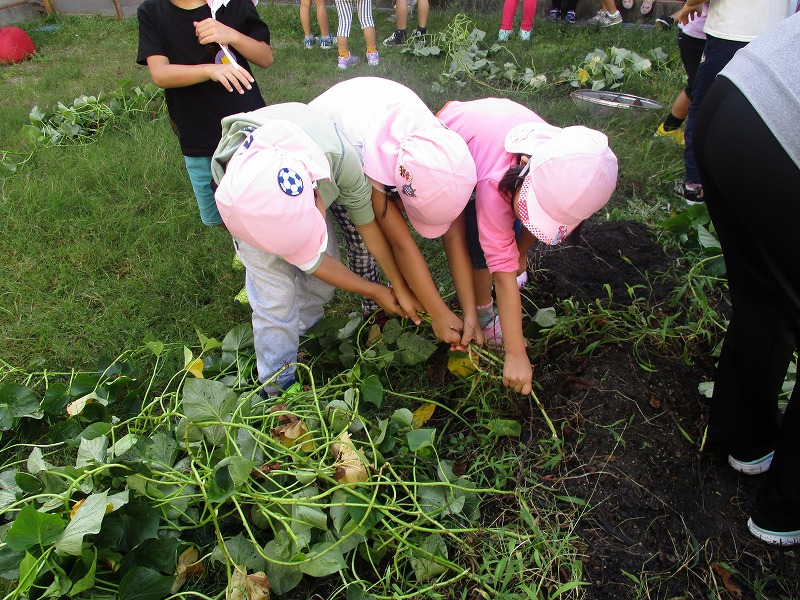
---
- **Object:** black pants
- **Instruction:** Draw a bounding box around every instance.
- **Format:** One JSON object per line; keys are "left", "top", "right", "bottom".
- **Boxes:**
{"left": 695, "top": 76, "right": 800, "bottom": 530}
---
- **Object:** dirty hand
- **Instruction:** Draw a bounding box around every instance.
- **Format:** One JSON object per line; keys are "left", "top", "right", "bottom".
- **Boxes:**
{"left": 503, "top": 352, "right": 532, "bottom": 395}
{"left": 194, "top": 18, "right": 239, "bottom": 47}
{"left": 206, "top": 63, "right": 253, "bottom": 93}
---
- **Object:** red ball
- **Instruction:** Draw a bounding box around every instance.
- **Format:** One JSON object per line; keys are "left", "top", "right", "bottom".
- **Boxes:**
{"left": 0, "top": 26, "right": 36, "bottom": 65}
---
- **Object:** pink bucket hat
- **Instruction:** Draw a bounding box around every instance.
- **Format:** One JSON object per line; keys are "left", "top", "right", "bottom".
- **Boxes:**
{"left": 364, "top": 105, "right": 477, "bottom": 239}
{"left": 505, "top": 122, "right": 618, "bottom": 245}
{"left": 215, "top": 121, "right": 331, "bottom": 270}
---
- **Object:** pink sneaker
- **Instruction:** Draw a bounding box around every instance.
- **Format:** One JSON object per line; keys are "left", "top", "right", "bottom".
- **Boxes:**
{"left": 481, "top": 315, "right": 504, "bottom": 346}
{"left": 337, "top": 54, "right": 360, "bottom": 70}
{"left": 366, "top": 50, "right": 380, "bottom": 66}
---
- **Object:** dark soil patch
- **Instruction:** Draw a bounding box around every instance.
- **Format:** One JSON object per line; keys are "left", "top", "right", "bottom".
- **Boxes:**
{"left": 521, "top": 219, "right": 799, "bottom": 599}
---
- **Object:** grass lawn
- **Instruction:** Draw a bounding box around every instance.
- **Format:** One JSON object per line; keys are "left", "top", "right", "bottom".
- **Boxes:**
{"left": 6, "top": 6, "right": 795, "bottom": 600}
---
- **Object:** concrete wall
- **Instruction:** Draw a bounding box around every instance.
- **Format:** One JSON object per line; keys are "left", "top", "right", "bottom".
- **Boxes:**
{"left": 0, "top": 1, "right": 39, "bottom": 25}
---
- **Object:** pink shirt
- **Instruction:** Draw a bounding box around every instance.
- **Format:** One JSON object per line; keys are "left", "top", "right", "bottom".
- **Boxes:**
{"left": 680, "top": 3, "right": 708, "bottom": 39}
{"left": 438, "top": 98, "right": 546, "bottom": 274}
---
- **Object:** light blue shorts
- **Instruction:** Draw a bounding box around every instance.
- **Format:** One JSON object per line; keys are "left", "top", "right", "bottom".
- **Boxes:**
{"left": 184, "top": 155, "right": 223, "bottom": 226}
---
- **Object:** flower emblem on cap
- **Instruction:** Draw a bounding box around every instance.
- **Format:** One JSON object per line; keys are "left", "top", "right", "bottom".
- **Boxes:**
{"left": 398, "top": 165, "right": 413, "bottom": 182}
{"left": 277, "top": 167, "right": 304, "bottom": 197}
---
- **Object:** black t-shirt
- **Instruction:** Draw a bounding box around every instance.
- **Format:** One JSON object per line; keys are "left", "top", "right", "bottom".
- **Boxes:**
{"left": 137, "top": 0, "right": 269, "bottom": 156}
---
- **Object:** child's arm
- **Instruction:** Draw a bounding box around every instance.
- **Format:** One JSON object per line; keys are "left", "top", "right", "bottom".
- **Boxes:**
{"left": 354, "top": 219, "right": 426, "bottom": 321}
{"left": 312, "top": 255, "right": 404, "bottom": 317}
{"left": 372, "top": 188, "right": 464, "bottom": 347}
{"left": 145, "top": 55, "right": 256, "bottom": 94}
{"left": 494, "top": 271, "right": 533, "bottom": 394}
{"left": 193, "top": 19, "right": 273, "bottom": 67}
{"left": 441, "top": 214, "right": 483, "bottom": 348}
{"left": 516, "top": 227, "right": 537, "bottom": 276}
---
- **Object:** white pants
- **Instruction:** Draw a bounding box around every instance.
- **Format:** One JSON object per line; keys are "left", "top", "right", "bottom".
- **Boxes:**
{"left": 234, "top": 214, "right": 339, "bottom": 393}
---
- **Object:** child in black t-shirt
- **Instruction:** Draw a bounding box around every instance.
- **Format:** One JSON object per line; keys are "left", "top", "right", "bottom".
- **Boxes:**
{"left": 137, "top": 0, "right": 272, "bottom": 227}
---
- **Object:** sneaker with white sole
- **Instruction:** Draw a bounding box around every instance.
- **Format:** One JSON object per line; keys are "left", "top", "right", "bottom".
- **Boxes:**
{"left": 748, "top": 507, "right": 800, "bottom": 546}
{"left": 337, "top": 54, "right": 360, "bottom": 69}
{"left": 547, "top": 8, "right": 560, "bottom": 21}
{"left": 303, "top": 34, "right": 317, "bottom": 49}
{"left": 655, "top": 16, "right": 674, "bottom": 30}
{"left": 728, "top": 450, "right": 774, "bottom": 475}
{"left": 366, "top": 50, "right": 380, "bottom": 66}
{"left": 319, "top": 34, "right": 335, "bottom": 49}
{"left": 519, "top": 29, "right": 531, "bottom": 41}
{"left": 674, "top": 179, "right": 704, "bottom": 204}
{"left": 587, "top": 10, "right": 606, "bottom": 25}
{"left": 383, "top": 29, "right": 406, "bottom": 46}
{"left": 564, "top": 10, "right": 576, "bottom": 23}
{"left": 602, "top": 11, "right": 623, "bottom": 27}
{"left": 498, "top": 28, "right": 512, "bottom": 42}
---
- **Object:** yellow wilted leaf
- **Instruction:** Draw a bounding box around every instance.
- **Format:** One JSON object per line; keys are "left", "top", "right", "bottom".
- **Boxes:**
{"left": 578, "top": 68, "right": 589, "bottom": 84}
{"left": 70, "top": 499, "right": 84, "bottom": 520}
{"left": 331, "top": 432, "right": 368, "bottom": 484}
{"left": 412, "top": 403, "right": 436, "bottom": 429}
{"left": 447, "top": 352, "right": 478, "bottom": 378}
{"left": 171, "top": 546, "right": 204, "bottom": 594}
{"left": 230, "top": 567, "right": 271, "bottom": 600}
{"left": 186, "top": 357, "right": 204, "bottom": 379}
{"left": 272, "top": 417, "right": 314, "bottom": 452}
{"left": 366, "top": 324, "right": 382, "bottom": 347}
{"left": 66, "top": 392, "right": 100, "bottom": 417}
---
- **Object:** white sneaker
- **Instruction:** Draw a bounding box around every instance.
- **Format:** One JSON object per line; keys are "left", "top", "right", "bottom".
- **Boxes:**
{"left": 519, "top": 29, "right": 531, "bottom": 41}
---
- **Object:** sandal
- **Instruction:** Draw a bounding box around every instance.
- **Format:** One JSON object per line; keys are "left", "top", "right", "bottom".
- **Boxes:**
{"left": 640, "top": 0, "right": 654, "bottom": 14}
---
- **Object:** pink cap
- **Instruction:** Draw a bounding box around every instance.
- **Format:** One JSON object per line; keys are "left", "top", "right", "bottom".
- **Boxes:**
{"left": 505, "top": 123, "right": 618, "bottom": 245}
{"left": 215, "top": 122, "right": 331, "bottom": 270}
{"left": 364, "top": 104, "right": 477, "bottom": 239}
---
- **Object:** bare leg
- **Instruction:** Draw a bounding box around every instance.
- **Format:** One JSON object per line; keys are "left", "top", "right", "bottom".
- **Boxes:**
{"left": 671, "top": 90, "right": 691, "bottom": 121}
{"left": 395, "top": 1, "right": 407, "bottom": 29}
{"left": 315, "top": 0, "right": 330, "bottom": 37}
{"left": 300, "top": 0, "right": 312, "bottom": 36}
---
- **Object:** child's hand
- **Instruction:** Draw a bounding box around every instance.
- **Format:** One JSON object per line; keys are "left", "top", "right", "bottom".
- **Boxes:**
{"left": 502, "top": 351, "right": 532, "bottom": 395}
{"left": 206, "top": 63, "right": 254, "bottom": 94}
{"left": 194, "top": 18, "right": 239, "bottom": 47}
{"left": 372, "top": 286, "right": 405, "bottom": 318}
{"left": 460, "top": 315, "right": 484, "bottom": 348}
{"left": 393, "top": 287, "right": 424, "bottom": 324}
{"left": 430, "top": 310, "right": 466, "bottom": 349}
